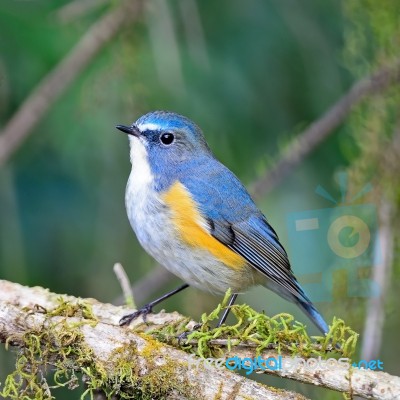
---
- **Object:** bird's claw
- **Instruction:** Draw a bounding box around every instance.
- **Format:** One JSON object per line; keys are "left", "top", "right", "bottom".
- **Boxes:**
{"left": 177, "top": 323, "right": 202, "bottom": 344}
{"left": 119, "top": 304, "right": 153, "bottom": 326}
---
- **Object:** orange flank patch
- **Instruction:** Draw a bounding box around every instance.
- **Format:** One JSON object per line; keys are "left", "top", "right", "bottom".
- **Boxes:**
{"left": 162, "top": 181, "right": 246, "bottom": 270}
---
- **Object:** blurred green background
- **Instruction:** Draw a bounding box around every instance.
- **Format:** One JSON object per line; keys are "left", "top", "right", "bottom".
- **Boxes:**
{"left": 0, "top": 0, "right": 399, "bottom": 399}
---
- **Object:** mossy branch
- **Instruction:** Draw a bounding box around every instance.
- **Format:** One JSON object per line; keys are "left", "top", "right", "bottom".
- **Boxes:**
{"left": 0, "top": 280, "right": 306, "bottom": 400}
{"left": 0, "top": 280, "right": 399, "bottom": 400}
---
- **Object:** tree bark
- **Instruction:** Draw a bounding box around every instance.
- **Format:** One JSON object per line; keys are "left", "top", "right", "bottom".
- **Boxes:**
{"left": 0, "top": 280, "right": 399, "bottom": 400}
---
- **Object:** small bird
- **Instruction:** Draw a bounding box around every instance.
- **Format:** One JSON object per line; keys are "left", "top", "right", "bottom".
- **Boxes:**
{"left": 116, "top": 111, "right": 329, "bottom": 334}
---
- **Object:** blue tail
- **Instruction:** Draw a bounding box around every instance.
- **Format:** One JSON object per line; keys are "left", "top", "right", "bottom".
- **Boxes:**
{"left": 262, "top": 279, "right": 329, "bottom": 334}
{"left": 297, "top": 299, "right": 329, "bottom": 334}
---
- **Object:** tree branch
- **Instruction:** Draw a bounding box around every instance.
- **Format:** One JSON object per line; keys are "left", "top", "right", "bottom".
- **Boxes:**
{"left": 113, "top": 262, "right": 136, "bottom": 309}
{"left": 0, "top": 0, "right": 143, "bottom": 167}
{"left": 0, "top": 280, "right": 307, "bottom": 400}
{"left": 200, "top": 345, "right": 399, "bottom": 400}
{"left": 250, "top": 58, "right": 400, "bottom": 199}
{"left": 114, "top": 265, "right": 176, "bottom": 305}
{"left": 1, "top": 280, "right": 399, "bottom": 399}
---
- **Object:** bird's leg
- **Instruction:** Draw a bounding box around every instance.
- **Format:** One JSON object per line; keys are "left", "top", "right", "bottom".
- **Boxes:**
{"left": 177, "top": 323, "right": 202, "bottom": 344}
{"left": 217, "top": 293, "right": 238, "bottom": 327}
{"left": 119, "top": 283, "right": 189, "bottom": 326}
{"left": 178, "top": 293, "right": 239, "bottom": 343}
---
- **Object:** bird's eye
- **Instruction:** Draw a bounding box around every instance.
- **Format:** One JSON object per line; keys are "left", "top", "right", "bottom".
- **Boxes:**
{"left": 160, "top": 132, "right": 174, "bottom": 145}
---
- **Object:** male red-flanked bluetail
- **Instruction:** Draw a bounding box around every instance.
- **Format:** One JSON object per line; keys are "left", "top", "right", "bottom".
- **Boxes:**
{"left": 116, "top": 111, "right": 329, "bottom": 334}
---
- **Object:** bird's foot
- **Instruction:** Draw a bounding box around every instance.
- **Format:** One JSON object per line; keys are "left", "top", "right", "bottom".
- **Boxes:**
{"left": 119, "top": 304, "right": 153, "bottom": 326}
{"left": 177, "top": 323, "right": 202, "bottom": 344}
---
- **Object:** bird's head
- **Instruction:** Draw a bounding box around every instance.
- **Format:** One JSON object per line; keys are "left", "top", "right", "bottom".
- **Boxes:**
{"left": 116, "top": 111, "right": 211, "bottom": 171}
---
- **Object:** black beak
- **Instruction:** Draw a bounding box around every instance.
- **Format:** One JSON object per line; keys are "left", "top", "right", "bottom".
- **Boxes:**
{"left": 115, "top": 124, "right": 140, "bottom": 137}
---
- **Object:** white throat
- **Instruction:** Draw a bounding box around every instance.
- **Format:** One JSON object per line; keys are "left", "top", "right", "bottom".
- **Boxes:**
{"left": 125, "top": 136, "right": 160, "bottom": 238}
{"left": 128, "top": 136, "right": 153, "bottom": 188}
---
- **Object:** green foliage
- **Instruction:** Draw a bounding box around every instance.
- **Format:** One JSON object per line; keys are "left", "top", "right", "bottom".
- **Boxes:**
{"left": 344, "top": 0, "right": 400, "bottom": 74}
{"left": 341, "top": 1, "right": 400, "bottom": 378}
{"left": 343, "top": 0, "right": 400, "bottom": 271}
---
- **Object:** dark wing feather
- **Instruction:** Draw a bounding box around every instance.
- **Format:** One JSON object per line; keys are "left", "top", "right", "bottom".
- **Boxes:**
{"left": 211, "top": 216, "right": 309, "bottom": 303}
{"left": 178, "top": 158, "right": 309, "bottom": 303}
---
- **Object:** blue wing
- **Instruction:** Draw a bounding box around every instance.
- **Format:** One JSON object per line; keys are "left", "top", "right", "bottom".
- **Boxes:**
{"left": 177, "top": 157, "right": 300, "bottom": 296}
{"left": 178, "top": 156, "right": 329, "bottom": 334}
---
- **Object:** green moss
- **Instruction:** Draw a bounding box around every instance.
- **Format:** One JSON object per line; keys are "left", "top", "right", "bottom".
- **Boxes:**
{"left": 93, "top": 343, "right": 198, "bottom": 400}
{"left": 150, "top": 289, "right": 358, "bottom": 360}
{"left": 0, "top": 298, "right": 98, "bottom": 399}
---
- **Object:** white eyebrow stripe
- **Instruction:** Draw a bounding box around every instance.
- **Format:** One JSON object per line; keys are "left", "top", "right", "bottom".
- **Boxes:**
{"left": 137, "top": 123, "right": 160, "bottom": 131}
